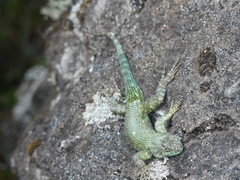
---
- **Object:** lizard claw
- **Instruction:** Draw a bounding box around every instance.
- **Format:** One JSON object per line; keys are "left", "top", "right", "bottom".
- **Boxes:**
{"left": 169, "top": 99, "right": 182, "bottom": 114}
{"left": 138, "top": 164, "right": 154, "bottom": 180}
{"left": 161, "top": 60, "right": 181, "bottom": 86}
{"left": 168, "top": 59, "right": 181, "bottom": 77}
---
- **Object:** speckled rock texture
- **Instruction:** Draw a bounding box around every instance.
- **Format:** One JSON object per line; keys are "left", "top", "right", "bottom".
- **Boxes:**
{"left": 11, "top": 0, "right": 240, "bottom": 179}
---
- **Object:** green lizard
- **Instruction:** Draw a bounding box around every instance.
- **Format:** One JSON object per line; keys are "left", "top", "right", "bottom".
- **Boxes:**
{"left": 103, "top": 33, "right": 183, "bottom": 178}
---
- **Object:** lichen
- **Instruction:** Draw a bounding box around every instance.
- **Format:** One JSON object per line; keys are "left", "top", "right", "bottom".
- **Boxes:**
{"left": 55, "top": 45, "right": 84, "bottom": 83}
{"left": 12, "top": 65, "right": 47, "bottom": 124}
{"left": 142, "top": 158, "right": 170, "bottom": 180}
{"left": 40, "top": 0, "right": 73, "bottom": 20}
{"left": 83, "top": 91, "right": 123, "bottom": 128}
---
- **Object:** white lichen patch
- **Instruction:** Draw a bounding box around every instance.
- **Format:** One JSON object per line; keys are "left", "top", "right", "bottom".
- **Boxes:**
{"left": 68, "top": 1, "right": 84, "bottom": 39}
{"left": 144, "top": 158, "right": 170, "bottom": 180}
{"left": 35, "top": 168, "right": 50, "bottom": 180}
{"left": 225, "top": 78, "right": 240, "bottom": 98}
{"left": 12, "top": 65, "right": 47, "bottom": 123}
{"left": 60, "top": 135, "right": 81, "bottom": 150}
{"left": 50, "top": 94, "right": 61, "bottom": 109}
{"left": 83, "top": 91, "right": 123, "bottom": 128}
{"left": 40, "top": 0, "right": 72, "bottom": 20}
{"left": 56, "top": 45, "right": 83, "bottom": 83}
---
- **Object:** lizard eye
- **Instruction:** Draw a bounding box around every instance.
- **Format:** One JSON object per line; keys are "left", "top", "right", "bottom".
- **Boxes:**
{"left": 163, "top": 147, "right": 169, "bottom": 151}
{"left": 162, "top": 145, "right": 171, "bottom": 151}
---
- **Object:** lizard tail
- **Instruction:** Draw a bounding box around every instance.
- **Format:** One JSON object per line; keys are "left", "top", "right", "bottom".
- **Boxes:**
{"left": 106, "top": 33, "right": 143, "bottom": 102}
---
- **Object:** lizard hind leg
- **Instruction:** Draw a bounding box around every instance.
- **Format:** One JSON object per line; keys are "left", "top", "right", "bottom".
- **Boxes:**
{"left": 108, "top": 93, "right": 126, "bottom": 115}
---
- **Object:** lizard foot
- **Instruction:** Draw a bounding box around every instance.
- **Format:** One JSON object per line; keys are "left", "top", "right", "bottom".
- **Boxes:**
{"left": 138, "top": 165, "right": 153, "bottom": 180}
{"left": 162, "top": 60, "right": 181, "bottom": 86}
{"left": 169, "top": 99, "right": 182, "bottom": 115}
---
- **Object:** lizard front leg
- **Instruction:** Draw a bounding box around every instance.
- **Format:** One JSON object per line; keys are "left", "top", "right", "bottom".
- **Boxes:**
{"left": 155, "top": 100, "right": 182, "bottom": 133}
{"left": 132, "top": 151, "right": 152, "bottom": 180}
{"left": 143, "top": 60, "right": 180, "bottom": 114}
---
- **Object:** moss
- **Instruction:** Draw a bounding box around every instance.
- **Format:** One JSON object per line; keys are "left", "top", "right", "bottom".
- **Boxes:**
{"left": 27, "top": 139, "right": 42, "bottom": 156}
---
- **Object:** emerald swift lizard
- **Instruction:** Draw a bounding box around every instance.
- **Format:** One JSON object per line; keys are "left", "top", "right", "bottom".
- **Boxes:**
{"left": 102, "top": 33, "right": 183, "bottom": 178}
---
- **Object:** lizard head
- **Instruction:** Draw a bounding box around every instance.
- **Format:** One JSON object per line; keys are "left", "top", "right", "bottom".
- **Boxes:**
{"left": 149, "top": 133, "right": 183, "bottom": 158}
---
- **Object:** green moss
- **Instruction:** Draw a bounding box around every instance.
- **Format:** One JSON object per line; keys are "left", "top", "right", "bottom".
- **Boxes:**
{"left": 27, "top": 139, "right": 42, "bottom": 156}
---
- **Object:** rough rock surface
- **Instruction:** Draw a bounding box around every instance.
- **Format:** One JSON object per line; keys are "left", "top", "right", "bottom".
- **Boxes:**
{"left": 11, "top": 0, "right": 240, "bottom": 179}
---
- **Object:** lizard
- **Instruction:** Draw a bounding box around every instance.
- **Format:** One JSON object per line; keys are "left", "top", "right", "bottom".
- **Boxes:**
{"left": 100, "top": 32, "right": 183, "bottom": 179}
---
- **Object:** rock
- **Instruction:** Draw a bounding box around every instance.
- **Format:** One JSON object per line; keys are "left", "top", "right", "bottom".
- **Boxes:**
{"left": 11, "top": 0, "right": 240, "bottom": 179}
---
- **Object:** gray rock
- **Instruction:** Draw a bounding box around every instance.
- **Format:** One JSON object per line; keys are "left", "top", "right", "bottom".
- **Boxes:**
{"left": 11, "top": 0, "right": 240, "bottom": 179}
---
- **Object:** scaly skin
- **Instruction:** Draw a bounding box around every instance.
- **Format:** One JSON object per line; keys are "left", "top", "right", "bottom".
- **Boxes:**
{"left": 104, "top": 33, "right": 183, "bottom": 178}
